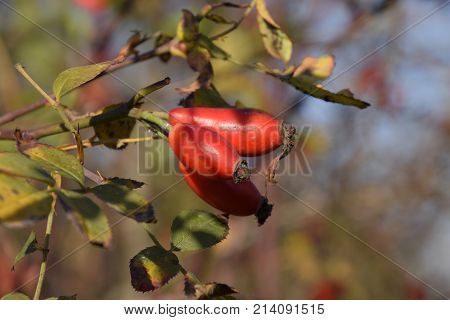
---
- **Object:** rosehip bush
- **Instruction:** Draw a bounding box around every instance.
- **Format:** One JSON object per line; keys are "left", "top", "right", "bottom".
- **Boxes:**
{"left": 0, "top": 0, "right": 369, "bottom": 300}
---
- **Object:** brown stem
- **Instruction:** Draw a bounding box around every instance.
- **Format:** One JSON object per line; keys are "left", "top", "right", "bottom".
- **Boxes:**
{"left": 0, "top": 104, "right": 168, "bottom": 140}
{"left": 209, "top": 0, "right": 255, "bottom": 40}
{"left": 0, "top": 98, "right": 48, "bottom": 125}
{"left": 0, "top": 128, "right": 18, "bottom": 140}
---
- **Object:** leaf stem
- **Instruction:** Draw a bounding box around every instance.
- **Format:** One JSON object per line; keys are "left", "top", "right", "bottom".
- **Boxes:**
{"left": 14, "top": 64, "right": 77, "bottom": 135}
{"left": 15, "top": 64, "right": 57, "bottom": 105}
{"left": 143, "top": 224, "right": 165, "bottom": 249}
{"left": 33, "top": 173, "right": 61, "bottom": 300}
{"left": 178, "top": 265, "right": 188, "bottom": 276}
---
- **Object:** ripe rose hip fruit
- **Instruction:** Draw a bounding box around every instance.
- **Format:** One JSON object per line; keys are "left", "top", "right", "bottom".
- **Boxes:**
{"left": 169, "top": 123, "right": 250, "bottom": 183}
{"left": 169, "top": 107, "right": 296, "bottom": 157}
{"left": 179, "top": 162, "right": 272, "bottom": 225}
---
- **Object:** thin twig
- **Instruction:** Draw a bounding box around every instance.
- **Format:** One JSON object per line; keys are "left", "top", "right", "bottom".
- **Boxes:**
{"left": 209, "top": 0, "right": 255, "bottom": 40}
{"left": 57, "top": 136, "right": 159, "bottom": 151}
{"left": 33, "top": 173, "right": 61, "bottom": 300}
{"left": 15, "top": 64, "right": 57, "bottom": 105}
{"left": 0, "top": 98, "right": 47, "bottom": 125}
{"left": 15, "top": 64, "right": 77, "bottom": 134}
{"left": 142, "top": 224, "right": 165, "bottom": 249}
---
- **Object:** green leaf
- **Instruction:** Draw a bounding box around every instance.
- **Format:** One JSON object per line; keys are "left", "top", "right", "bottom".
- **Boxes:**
{"left": 129, "top": 246, "right": 180, "bottom": 292}
{"left": 57, "top": 189, "right": 111, "bottom": 247}
{"left": 257, "top": 15, "right": 292, "bottom": 63}
{"left": 280, "top": 75, "right": 370, "bottom": 109}
{"left": 12, "top": 231, "right": 39, "bottom": 270}
{"left": 104, "top": 177, "right": 145, "bottom": 189}
{"left": 197, "top": 35, "right": 230, "bottom": 60}
{"left": 93, "top": 79, "right": 171, "bottom": 149}
{"left": 1, "top": 292, "right": 30, "bottom": 300}
{"left": 0, "top": 141, "right": 17, "bottom": 152}
{"left": 0, "top": 174, "right": 53, "bottom": 224}
{"left": 23, "top": 144, "right": 84, "bottom": 186}
{"left": 53, "top": 62, "right": 112, "bottom": 101}
{"left": 132, "top": 78, "right": 171, "bottom": 105}
{"left": 171, "top": 210, "right": 229, "bottom": 252}
{"left": 201, "top": 1, "right": 248, "bottom": 16}
{"left": 179, "top": 86, "right": 232, "bottom": 108}
{"left": 176, "top": 9, "right": 198, "bottom": 42}
{"left": 93, "top": 104, "right": 136, "bottom": 150}
{"left": 90, "top": 182, "right": 155, "bottom": 223}
{"left": 0, "top": 152, "right": 54, "bottom": 185}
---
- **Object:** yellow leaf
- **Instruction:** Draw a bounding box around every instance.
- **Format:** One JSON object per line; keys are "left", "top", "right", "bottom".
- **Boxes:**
{"left": 293, "top": 55, "right": 335, "bottom": 82}
{"left": 256, "top": 0, "right": 280, "bottom": 28}
{"left": 0, "top": 175, "right": 52, "bottom": 224}
{"left": 257, "top": 15, "right": 292, "bottom": 63}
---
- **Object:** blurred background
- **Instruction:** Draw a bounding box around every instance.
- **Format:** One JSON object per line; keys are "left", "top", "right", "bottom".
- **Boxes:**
{"left": 0, "top": 0, "right": 449, "bottom": 299}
